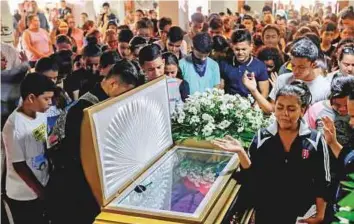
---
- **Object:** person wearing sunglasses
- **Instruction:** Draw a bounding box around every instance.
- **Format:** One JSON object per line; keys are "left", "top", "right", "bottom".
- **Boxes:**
{"left": 337, "top": 44, "right": 354, "bottom": 76}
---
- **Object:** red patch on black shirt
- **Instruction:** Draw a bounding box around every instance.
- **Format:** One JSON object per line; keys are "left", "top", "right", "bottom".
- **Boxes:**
{"left": 302, "top": 149, "right": 310, "bottom": 159}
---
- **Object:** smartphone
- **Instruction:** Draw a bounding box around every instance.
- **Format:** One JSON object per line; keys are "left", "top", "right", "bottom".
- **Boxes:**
{"left": 245, "top": 67, "right": 253, "bottom": 78}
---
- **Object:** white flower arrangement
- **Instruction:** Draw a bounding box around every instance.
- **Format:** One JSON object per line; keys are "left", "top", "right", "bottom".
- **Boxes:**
{"left": 172, "top": 89, "right": 274, "bottom": 147}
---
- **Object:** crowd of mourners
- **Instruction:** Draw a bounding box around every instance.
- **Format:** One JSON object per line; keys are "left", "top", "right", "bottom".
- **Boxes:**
{"left": 1, "top": 0, "right": 354, "bottom": 223}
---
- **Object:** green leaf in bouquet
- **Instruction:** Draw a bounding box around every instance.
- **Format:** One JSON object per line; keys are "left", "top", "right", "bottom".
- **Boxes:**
{"left": 338, "top": 192, "right": 354, "bottom": 208}
{"left": 341, "top": 181, "right": 354, "bottom": 189}
{"left": 342, "top": 187, "right": 354, "bottom": 192}
{"left": 348, "top": 173, "right": 354, "bottom": 181}
{"left": 334, "top": 210, "right": 354, "bottom": 221}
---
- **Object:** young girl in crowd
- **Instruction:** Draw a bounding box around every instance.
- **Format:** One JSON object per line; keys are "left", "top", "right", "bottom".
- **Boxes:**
{"left": 330, "top": 38, "right": 354, "bottom": 73}
{"left": 213, "top": 81, "right": 331, "bottom": 224}
{"left": 335, "top": 43, "right": 354, "bottom": 76}
{"left": 256, "top": 46, "right": 284, "bottom": 87}
{"left": 305, "top": 75, "right": 354, "bottom": 148}
{"left": 162, "top": 52, "right": 190, "bottom": 101}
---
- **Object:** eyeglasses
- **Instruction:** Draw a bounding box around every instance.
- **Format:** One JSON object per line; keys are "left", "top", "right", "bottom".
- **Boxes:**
{"left": 343, "top": 47, "right": 354, "bottom": 54}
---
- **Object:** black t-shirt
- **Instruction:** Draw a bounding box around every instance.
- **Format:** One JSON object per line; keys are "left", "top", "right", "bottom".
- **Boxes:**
{"left": 64, "top": 68, "right": 98, "bottom": 99}
{"left": 79, "top": 75, "right": 104, "bottom": 97}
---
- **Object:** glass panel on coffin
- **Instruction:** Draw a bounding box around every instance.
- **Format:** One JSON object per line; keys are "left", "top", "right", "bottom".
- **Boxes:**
{"left": 109, "top": 148, "right": 234, "bottom": 215}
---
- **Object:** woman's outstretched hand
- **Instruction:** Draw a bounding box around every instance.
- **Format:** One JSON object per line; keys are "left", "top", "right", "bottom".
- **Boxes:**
{"left": 212, "top": 135, "right": 245, "bottom": 153}
{"left": 212, "top": 135, "right": 251, "bottom": 169}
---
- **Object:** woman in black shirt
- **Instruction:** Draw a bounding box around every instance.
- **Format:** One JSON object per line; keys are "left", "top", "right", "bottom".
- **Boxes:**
{"left": 213, "top": 81, "right": 331, "bottom": 224}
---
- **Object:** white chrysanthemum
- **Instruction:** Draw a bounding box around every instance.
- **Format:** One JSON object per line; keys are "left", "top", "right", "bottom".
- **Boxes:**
{"left": 219, "top": 104, "right": 228, "bottom": 115}
{"left": 202, "top": 127, "right": 213, "bottom": 136}
{"left": 177, "top": 117, "right": 184, "bottom": 124}
{"left": 238, "top": 100, "right": 250, "bottom": 110}
{"left": 179, "top": 111, "right": 185, "bottom": 120}
{"left": 216, "top": 89, "right": 224, "bottom": 95}
{"left": 247, "top": 95, "right": 255, "bottom": 104}
{"left": 201, "top": 113, "right": 213, "bottom": 122}
{"left": 190, "top": 115, "right": 200, "bottom": 124}
{"left": 226, "top": 103, "right": 234, "bottom": 110}
{"left": 218, "top": 120, "right": 231, "bottom": 130}
{"left": 202, "top": 122, "right": 216, "bottom": 136}
{"left": 188, "top": 106, "right": 198, "bottom": 115}
{"left": 237, "top": 126, "right": 244, "bottom": 133}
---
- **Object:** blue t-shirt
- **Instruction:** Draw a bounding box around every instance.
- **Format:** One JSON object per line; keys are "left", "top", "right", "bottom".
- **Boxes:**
{"left": 179, "top": 55, "right": 220, "bottom": 95}
{"left": 219, "top": 56, "right": 269, "bottom": 97}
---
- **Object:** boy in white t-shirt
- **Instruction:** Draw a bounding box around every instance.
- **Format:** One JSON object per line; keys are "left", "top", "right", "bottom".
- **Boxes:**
{"left": 2, "top": 73, "right": 55, "bottom": 224}
{"left": 243, "top": 37, "right": 332, "bottom": 113}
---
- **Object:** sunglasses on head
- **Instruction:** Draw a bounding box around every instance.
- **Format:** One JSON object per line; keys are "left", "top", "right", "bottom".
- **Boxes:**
{"left": 343, "top": 47, "right": 354, "bottom": 54}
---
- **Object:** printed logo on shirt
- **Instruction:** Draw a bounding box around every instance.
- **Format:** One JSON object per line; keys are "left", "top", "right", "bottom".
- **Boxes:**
{"left": 32, "top": 123, "right": 46, "bottom": 142}
{"left": 302, "top": 149, "right": 310, "bottom": 159}
{"left": 31, "top": 153, "right": 47, "bottom": 171}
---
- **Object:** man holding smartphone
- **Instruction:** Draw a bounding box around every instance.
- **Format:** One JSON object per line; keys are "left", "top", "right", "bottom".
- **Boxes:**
{"left": 219, "top": 29, "right": 269, "bottom": 98}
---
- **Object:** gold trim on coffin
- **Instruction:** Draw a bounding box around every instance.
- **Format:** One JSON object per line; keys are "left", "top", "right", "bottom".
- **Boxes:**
{"left": 81, "top": 76, "right": 241, "bottom": 223}
{"left": 94, "top": 181, "right": 241, "bottom": 224}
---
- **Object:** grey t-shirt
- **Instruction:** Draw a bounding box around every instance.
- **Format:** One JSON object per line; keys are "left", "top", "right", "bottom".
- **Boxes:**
{"left": 269, "top": 72, "right": 332, "bottom": 104}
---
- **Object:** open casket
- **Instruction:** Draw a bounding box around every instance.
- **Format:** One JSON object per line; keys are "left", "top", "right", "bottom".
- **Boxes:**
{"left": 81, "top": 77, "right": 246, "bottom": 223}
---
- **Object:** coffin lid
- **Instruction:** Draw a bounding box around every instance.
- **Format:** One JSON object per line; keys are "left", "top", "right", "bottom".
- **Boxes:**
{"left": 81, "top": 77, "right": 173, "bottom": 207}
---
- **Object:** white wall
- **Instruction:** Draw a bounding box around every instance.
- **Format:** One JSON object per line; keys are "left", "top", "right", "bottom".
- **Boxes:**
{"left": 246, "top": 0, "right": 264, "bottom": 17}
{"left": 209, "top": 1, "right": 238, "bottom": 14}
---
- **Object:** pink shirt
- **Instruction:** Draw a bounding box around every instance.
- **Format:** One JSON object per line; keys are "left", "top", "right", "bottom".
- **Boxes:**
{"left": 71, "top": 28, "right": 84, "bottom": 50}
{"left": 23, "top": 28, "right": 50, "bottom": 61}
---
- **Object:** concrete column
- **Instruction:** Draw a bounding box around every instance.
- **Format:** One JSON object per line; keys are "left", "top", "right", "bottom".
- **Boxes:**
{"left": 157, "top": 0, "right": 190, "bottom": 31}
{"left": 159, "top": 0, "right": 179, "bottom": 25}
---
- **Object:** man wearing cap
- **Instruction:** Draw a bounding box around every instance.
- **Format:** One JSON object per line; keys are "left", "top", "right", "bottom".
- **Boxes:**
{"left": 179, "top": 32, "right": 221, "bottom": 94}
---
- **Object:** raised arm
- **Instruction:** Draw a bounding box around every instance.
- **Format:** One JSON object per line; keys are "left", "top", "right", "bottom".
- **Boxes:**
{"left": 242, "top": 72, "right": 274, "bottom": 113}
